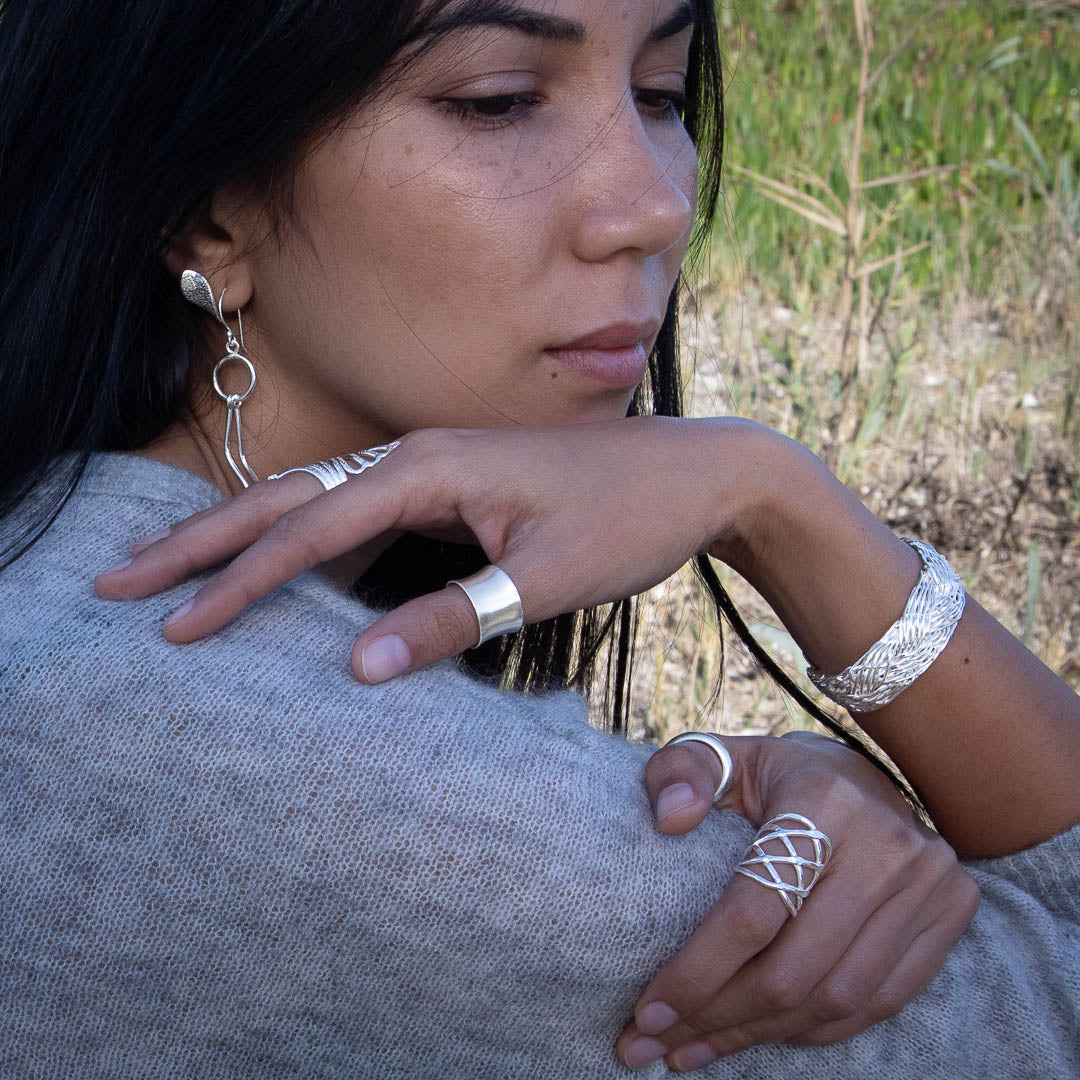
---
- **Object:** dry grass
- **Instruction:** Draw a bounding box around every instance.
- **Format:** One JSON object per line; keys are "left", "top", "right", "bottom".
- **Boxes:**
{"left": 620, "top": 288, "right": 1079, "bottom": 745}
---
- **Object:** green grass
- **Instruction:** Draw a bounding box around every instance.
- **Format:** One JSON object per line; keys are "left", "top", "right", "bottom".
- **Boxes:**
{"left": 713, "top": 0, "right": 1080, "bottom": 312}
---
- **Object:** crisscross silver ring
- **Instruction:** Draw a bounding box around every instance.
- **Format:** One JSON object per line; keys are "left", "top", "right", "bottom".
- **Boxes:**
{"left": 736, "top": 813, "right": 832, "bottom": 918}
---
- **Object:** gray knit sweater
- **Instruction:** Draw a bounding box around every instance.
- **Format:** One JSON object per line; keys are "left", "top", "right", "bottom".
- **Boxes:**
{"left": 1, "top": 453, "right": 1078, "bottom": 1079}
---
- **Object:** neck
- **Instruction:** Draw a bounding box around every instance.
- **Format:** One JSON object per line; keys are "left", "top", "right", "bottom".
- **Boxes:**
{"left": 138, "top": 406, "right": 403, "bottom": 582}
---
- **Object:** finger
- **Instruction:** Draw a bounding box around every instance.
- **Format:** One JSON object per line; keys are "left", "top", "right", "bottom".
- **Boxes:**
{"left": 157, "top": 475, "right": 410, "bottom": 641}
{"left": 628, "top": 771, "right": 852, "bottom": 1045}
{"left": 784, "top": 914, "right": 967, "bottom": 1047}
{"left": 780, "top": 865, "right": 978, "bottom": 1047}
{"left": 648, "top": 842, "right": 913, "bottom": 1048}
{"left": 643, "top": 741, "right": 735, "bottom": 835}
{"left": 658, "top": 840, "right": 977, "bottom": 1060}
{"left": 658, "top": 876, "right": 933, "bottom": 1060}
{"left": 619, "top": 871, "right": 792, "bottom": 1060}
{"left": 779, "top": 729, "right": 837, "bottom": 748}
{"left": 350, "top": 584, "right": 498, "bottom": 684}
{"left": 128, "top": 501, "right": 226, "bottom": 554}
{"left": 94, "top": 473, "right": 321, "bottom": 599}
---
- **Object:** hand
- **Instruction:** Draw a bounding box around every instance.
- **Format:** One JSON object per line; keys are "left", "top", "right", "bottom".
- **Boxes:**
{"left": 618, "top": 731, "right": 980, "bottom": 1071}
{"left": 95, "top": 419, "right": 774, "bottom": 677}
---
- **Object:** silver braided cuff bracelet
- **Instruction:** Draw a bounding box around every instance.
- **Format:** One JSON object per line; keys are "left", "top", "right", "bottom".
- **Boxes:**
{"left": 806, "top": 538, "right": 965, "bottom": 713}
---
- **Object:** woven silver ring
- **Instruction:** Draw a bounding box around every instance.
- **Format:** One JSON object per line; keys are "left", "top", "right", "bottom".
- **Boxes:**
{"left": 267, "top": 441, "right": 401, "bottom": 492}
{"left": 663, "top": 732, "right": 734, "bottom": 803}
{"left": 447, "top": 565, "right": 524, "bottom": 647}
{"left": 736, "top": 813, "right": 832, "bottom": 918}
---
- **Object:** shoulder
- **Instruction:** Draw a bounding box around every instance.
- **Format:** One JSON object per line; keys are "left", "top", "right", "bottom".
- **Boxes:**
{"left": 0, "top": 451, "right": 728, "bottom": 857}
{"left": 0, "top": 456, "right": 755, "bottom": 1078}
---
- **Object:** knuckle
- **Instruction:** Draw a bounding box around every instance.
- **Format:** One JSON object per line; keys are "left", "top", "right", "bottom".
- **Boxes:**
{"left": 755, "top": 967, "right": 809, "bottom": 1013}
{"left": 265, "top": 506, "right": 325, "bottom": 562}
{"left": 425, "top": 599, "right": 479, "bottom": 653}
{"left": 726, "top": 900, "right": 779, "bottom": 952}
{"left": 708, "top": 1025, "right": 760, "bottom": 1058}
{"left": 172, "top": 542, "right": 204, "bottom": 582}
{"left": 932, "top": 838, "right": 966, "bottom": 880}
{"left": 958, "top": 872, "right": 982, "bottom": 920}
{"left": 815, "top": 771, "right": 865, "bottom": 817}
{"left": 812, "top": 976, "right": 864, "bottom": 1022}
{"left": 869, "top": 813, "right": 926, "bottom": 871}
{"left": 405, "top": 426, "right": 458, "bottom": 464}
{"left": 667, "top": 1011, "right": 715, "bottom": 1042}
{"left": 653, "top": 965, "right": 724, "bottom": 1023}
{"left": 867, "top": 984, "right": 906, "bottom": 1023}
{"left": 789, "top": 1025, "right": 847, "bottom": 1047}
{"left": 247, "top": 474, "right": 289, "bottom": 519}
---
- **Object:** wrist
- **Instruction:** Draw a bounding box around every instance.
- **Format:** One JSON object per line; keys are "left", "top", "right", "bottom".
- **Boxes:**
{"left": 702, "top": 422, "right": 920, "bottom": 676}
{"left": 701, "top": 420, "right": 820, "bottom": 579}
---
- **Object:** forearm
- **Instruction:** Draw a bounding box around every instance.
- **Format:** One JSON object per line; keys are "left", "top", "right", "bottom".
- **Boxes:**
{"left": 710, "top": 423, "right": 1080, "bottom": 857}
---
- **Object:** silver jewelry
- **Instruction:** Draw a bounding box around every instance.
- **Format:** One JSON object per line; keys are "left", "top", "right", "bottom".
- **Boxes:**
{"left": 447, "top": 565, "right": 524, "bottom": 647}
{"left": 268, "top": 443, "right": 401, "bottom": 492}
{"left": 181, "top": 270, "right": 258, "bottom": 489}
{"left": 736, "top": 813, "right": 832, "bottom": 918}
{"left": 806, "top": 538, "right": 966, "bottom": 713}
{"left": 663, "top": 732, "right": 733, "bottom": 803}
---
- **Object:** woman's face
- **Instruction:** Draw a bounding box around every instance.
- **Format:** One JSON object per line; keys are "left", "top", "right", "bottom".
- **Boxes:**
{"left": 237, "top": 0, "right": 698, "bottom": 466}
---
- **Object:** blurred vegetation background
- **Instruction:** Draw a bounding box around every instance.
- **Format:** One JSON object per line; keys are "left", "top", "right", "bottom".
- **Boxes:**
{"left": 630, "top": 0, "right": 1080, "bottom": 743}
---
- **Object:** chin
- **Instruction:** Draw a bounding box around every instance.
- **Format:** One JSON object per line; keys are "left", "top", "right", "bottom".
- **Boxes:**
{"left": 531, "top": 391, "right": 640, "bottom": 428}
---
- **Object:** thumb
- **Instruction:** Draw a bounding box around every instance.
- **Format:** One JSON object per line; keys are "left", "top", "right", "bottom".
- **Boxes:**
{"left": 644, "top": 737, "right": 737, "bottom": 836}
{"left": 351, "top": 583, "right": 493, "bottom": 684}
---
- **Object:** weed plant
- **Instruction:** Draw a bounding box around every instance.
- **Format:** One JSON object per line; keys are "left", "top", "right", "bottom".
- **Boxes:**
{"left": 623, "top": 0, "right": 1080, "bottom": 744}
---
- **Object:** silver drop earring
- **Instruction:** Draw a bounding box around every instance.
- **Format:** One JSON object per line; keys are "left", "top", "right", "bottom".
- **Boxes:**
{"left": 180, "top": 270, "right": 259, "bottom": 488}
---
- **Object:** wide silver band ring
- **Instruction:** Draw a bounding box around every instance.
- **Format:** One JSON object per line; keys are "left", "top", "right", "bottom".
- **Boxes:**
{"left": 267, "top": 442, "right": 401, "bottom": 492}
{"left": 447, "top": 565, "right": 524, "bottom": 647}
{"left": 663, "top": 732, "right": 734, "bottom": 803}
{"left": 736, "top": 812, "right": 832, "bottom": 918}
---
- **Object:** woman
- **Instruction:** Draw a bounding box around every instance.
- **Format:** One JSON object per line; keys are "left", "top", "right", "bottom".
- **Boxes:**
{"left": 1, "top": 0, "right": 1078, "bottom": 1076}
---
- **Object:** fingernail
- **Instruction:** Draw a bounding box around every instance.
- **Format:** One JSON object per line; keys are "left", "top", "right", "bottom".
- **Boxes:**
{"left": 163, "top": 597, "right": 194, "bottom": 629}
{"left": 100, "top": 558, "right": 132, "bottom": 575}
{"left": 623, "top": 1036, "right": 668, "bottom": 1070}
{"left": 361, "top": 635, "right": 411, "bottom": 683}
{"left": 672, "top": 1042, "right": 718, "bottom": 1071}
{"left": 133, "top": 527, "right": 170, "bottom": 550}
{"left": 636, "top": 1001, "right": 679, "bottom": 1035}
{"left": 656, "top": 783, "right": 696, "bottom": 821}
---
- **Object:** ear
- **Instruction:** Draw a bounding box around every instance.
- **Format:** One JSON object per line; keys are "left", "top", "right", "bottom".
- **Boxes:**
{"left": 162, "top": 187, "right": 257, "bottom": 315}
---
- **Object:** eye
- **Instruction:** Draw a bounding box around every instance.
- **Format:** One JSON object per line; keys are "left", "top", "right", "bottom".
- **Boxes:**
{"left": 634, "top": 87, "right": 695, "bottom": 124}
{"left": 441, "top": 92, "right": 544, "bottom": 129}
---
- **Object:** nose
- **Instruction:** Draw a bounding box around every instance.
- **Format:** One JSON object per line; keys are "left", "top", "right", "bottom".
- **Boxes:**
{"left": 568, "top": 97, "right": 697, "bottom": 264}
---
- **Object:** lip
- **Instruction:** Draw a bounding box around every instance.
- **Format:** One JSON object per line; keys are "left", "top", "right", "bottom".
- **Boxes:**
{"left": 545, "top": 321, "right": 659, "bottom": 388}
{"left": 552, "top": 321, "right": 660, "bottom": 351}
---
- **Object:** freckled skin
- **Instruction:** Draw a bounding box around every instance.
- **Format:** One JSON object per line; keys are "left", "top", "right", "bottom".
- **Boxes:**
{"left": 172, "top": 0, "right": 697, "bottom": 482}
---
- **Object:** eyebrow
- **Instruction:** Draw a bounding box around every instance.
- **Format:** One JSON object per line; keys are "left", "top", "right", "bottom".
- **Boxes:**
{"left": 418, "top": 0, "right": 697, "bottom": 47}
{"left": 421, "top": 1, "right": 587, "bottom": 44}
{"left": 647, "top": 1, "right": 698, "bottom": 44}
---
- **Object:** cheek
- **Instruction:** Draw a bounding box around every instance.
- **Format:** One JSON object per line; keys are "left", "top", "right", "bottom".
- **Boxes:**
{"left": 336, "top": 134, "right": 556, "bottom": 318}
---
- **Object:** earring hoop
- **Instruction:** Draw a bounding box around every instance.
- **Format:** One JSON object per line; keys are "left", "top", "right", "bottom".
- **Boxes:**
{"left": 180, "top": 270, "right": 259, "bottom": 488}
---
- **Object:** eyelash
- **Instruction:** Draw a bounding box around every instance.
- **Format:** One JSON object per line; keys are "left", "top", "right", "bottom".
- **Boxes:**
{"left": 441, "top": 88, "right": 694, "bottom": 130}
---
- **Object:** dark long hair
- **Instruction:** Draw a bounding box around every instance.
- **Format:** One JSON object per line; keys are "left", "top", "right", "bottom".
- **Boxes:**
{"left": 0, "top": 0, "right": 911, "bottom": 797}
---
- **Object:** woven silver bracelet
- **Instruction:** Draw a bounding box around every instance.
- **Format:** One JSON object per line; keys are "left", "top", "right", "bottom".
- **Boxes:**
{"left": 806, "top": 538, "right": 966, "bottom": 713}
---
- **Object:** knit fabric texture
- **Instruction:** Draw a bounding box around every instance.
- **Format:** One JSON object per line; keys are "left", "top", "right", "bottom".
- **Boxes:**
{"left": 2, "top": 453, "right": 1078, "bottom": 1079}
